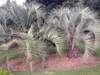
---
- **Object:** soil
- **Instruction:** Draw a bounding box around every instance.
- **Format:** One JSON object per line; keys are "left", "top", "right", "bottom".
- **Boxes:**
{"left": 0, "top": 53, "right": 100, "bottom": 71}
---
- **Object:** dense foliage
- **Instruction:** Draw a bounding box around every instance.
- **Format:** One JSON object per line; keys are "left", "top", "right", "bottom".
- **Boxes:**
{"left": 0, "top": 2, "right": 65, "bottom": 71}
{"left": 0, "top": 0, "right": 100, "bottom": 74}
{"left": 26, "top": 0, "right": 79, "bottom": 12}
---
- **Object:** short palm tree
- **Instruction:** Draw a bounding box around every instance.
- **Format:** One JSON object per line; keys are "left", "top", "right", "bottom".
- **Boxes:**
{"left": 47, "top": 7, "right": 100, "bottom": 58}
{"left": 0, "top": 2, "right": 65, "bottom": 72}
{"left": 0, "top": 2, "right": 47, "bottom": 71}
{"left": 15, "top": 25, "right": 47, "bottom": 71}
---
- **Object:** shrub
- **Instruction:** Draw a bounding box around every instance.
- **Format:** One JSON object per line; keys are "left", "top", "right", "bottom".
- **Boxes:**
{"left": 0, "top": 68, "right": 13, "bottom": 75}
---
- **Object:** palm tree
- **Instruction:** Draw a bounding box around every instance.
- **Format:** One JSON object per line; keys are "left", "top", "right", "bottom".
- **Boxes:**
{"left": 0, "top": 2, "right": 65, "bottom": 72}
{"left": 15, "top": 25, "right": 47, "bottom": 71}
{"left": 47, "top": 7, "right": 100, "bottom": 58}
{"left": 0, "top": 2, "right": 46, "bottom": 71}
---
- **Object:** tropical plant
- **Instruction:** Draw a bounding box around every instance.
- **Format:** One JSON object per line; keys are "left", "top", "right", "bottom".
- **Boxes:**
{"left": 0, "top": 2, "right": 47, "bottom": 71}
{"left": 15, "top": 23, "right": 65, "bottom": 71}
{"left": 15, "top": 25, "right": 47, "bottom": 71}
{"left": 0, "top": 2, "right": 65, "bottom": 72}
{"left": 47, "top": 7, "right": 100, "bottom": 58}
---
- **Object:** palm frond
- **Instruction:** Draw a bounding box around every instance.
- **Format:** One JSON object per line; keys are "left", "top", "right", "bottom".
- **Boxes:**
{"left": 0, "top": 24, "right": 6, "bottom": 35}
{"left": 27, "top": 24, "right": 34, "bottom": 38}
{"left": 43, "top": 26, "right": 65, "bottom": 55}
{"left": 0, "top": 24, "right": 11, "bottom": 44}
{"left": 81, "top": 32, "right": 95, "bottom": 58}
{"left": 27, "top": 2, "right": 45, "bottom": 19}
{"left": 86, "top": 23, "right": 100, "bottom": 49}
{"left": 47, "top": 7, "right": 70, "bottom": 29}
{"left": 24, "top": 38, "right": 47, "bottom": 70}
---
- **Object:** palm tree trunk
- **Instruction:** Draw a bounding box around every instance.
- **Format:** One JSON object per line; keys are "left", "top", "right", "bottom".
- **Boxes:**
{"left": 67, "top": 36, "right": 79, "bottom": 58}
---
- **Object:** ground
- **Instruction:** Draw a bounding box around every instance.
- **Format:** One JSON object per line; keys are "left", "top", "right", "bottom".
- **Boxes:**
{"left": 0, "top": 53, "right": 100, "bottom": 71}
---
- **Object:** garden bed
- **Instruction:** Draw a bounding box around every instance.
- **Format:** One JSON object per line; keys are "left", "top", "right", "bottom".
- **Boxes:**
{"left": 0, "top": 53, "right": 100, "bottom": 71}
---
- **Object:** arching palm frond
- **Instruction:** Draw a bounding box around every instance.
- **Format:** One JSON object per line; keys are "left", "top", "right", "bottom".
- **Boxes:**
{"left": 25, "top": 39, "right": 47, "bottom": 69}
{"left": 82, "top": 22, "right": 100, "bottom": 58}
{"left": 27, "top": 2, "right": 45, "bottom": 18}
{"left": 86, "top": 23, "right": 100, "bottom": 48}
{"left": 34, "top": 24, "right": 65, "bottom": 55}
{"left": 43, "top": 26, "right": 65, "bottom": 55}
{"left": 74, "top": 7, "right": 100, "bottom": 58}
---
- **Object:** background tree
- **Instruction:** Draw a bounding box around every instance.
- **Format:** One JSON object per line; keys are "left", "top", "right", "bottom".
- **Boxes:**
{"left": 26, "top": 0, "right": 79, "bottom": 12}
{"left": 83, "top": 0, "right": 100, "bottom": 11}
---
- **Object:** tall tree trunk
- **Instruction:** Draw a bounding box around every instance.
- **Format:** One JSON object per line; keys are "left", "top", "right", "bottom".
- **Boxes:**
{"left": 67, "top": 36, "right": 79, "bottom": 58}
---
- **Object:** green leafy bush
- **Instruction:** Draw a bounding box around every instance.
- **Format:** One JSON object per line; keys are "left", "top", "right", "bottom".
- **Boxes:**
{"left": 0, "top": 68, "right": 13, "bottom": 75}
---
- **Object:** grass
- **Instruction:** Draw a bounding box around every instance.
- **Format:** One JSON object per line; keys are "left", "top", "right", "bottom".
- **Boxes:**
{"left": 12, "top": 65, "right": 100, "bottom": 75}
{"left": 0, "top": 48, "right": 21, "bottom": 63}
